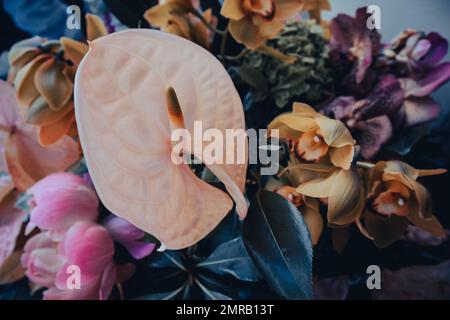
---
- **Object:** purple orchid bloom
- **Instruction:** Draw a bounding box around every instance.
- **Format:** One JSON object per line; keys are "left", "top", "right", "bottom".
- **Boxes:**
{"left": 322, "top": 75, "right": 402, "bottom": 159}
{"left": 330, "top": 7, "right": 382, "bottom": 84}
{"left": 103, "top": 214, "right": 156, "bottom": 260}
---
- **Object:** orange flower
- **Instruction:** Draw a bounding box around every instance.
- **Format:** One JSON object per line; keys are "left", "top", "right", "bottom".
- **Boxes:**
{"left": 361, "top": 161, "right": 447, "bottom": 247}
{"left": 9, "top": 14, "right": 107, "bottom": 146}
{"left": 221, "top": 0, "right": 304, "bottom": 49}
{"left": 268, "top": 102, "right": 356, "bottom": 170}
{"left": 144, "top": 0, "right": 216, "bottom": 48}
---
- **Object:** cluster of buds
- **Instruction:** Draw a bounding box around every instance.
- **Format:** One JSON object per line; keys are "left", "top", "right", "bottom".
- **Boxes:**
{"left": 7, "top": 14, "right": 107, "bottom": 146}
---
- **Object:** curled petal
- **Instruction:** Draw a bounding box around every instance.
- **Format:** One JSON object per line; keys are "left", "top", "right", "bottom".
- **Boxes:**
{"left": 303, "top": 204, "right": 323, "bottom": 245}
{"left": 407, "top": 211, "right": 446, "bottom": 238}
{"left": 60, "top": 37, "right": 89, "bottom": 66}
{"left": 411, "top": 180, "right": 432, "bottom": 219}
{"left": 365, "top": 210, "right": 409, "bottom": 248}
{"left": 229, "top": 18, "right": 264, "bottom": 50}
{"left": 26, "top": 97, "right": 73, "bottom": 127}
{"left": 144, "top": 3, "right": 189, "bottom": 28}
{"left": 296, "top": 170, "right": 337, "bottom": 198}
{"left": 402, "top": 97, "right": 440, "bottom": 127}
{"left": 8, "top": 36, "right": 45, "bottom": 69}
{"left": 14, "top": 55, "right": 51, "bottom": 108}
{"left": 273, "top": 0, "right": 304, "bottom": 20}
{"left": 401, "top": 62, "right": 450, "bottom": 97}
{"left": 315, "top": 116, "right": 355, "bottom": 148}
{"left": 39, "top": 112, "right": 75, "bottom": 146}
{"left": 292, "top": 102, "right": 319, "bottom": 116}
{"left": 34, "top": 58, "right": 73, "bottom": 112}
{"left": 329, "top": 145, "right": 354, "bottom": 170}
{"left": 419, "top": 32, "right": 448, "bottom": 66}
{"left": 365, "top": 161, "right": 387, "bottom": 198}
{"left": 86, "top": 14, "right": 108, "bottom": 42}
{"left": 221, "top": 0, "right": 246, "bottom": 20}
{"left": 327, "top": 169, "right": 364, "bottom": 225}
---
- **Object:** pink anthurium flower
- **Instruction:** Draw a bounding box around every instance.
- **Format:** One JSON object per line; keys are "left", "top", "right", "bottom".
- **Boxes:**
{"left": 74, "top": 30, "right": 247, "bottom": 250}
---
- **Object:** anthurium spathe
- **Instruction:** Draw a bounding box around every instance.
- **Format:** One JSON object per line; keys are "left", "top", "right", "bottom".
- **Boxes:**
{"left": 361, "top": 161, "right": 447, "bottom": 248}
{"left": 144, "top": 0, "right": 216, "bottom": 49}
{"left": 268, "top": 102, "right": 356, "bottom": 170}
{"left": 74, "top": 29, "right": 247, "bottom": 250}
{"left": 221, "top": 0, "right": 304, "bottom": 50}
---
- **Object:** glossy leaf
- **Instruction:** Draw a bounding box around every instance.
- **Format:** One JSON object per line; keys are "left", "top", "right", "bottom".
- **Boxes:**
{"left": 197, "top": 237, "right": 261, "bottom": 282}
{"left": 243, "top": 190, "right": 313, "bottom": 300}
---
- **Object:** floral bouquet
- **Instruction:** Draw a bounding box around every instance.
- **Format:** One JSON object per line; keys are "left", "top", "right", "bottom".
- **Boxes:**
{"left": 0, "top": 0, "right": 449, "bottom": 300}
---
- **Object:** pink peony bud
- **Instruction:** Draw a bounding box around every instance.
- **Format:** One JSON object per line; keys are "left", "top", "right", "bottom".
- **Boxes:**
{"left": 26, "top": 173, "right": 99, "bottom": 235}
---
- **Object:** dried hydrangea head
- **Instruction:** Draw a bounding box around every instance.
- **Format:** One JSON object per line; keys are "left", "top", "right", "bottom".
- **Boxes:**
{"left": 236, "top": 20, "right": 332, "bottom": 109}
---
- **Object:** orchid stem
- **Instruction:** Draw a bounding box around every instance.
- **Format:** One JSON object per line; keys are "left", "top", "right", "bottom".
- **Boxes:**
{"left": 356, "top": 161, "right": 375, "bottom": 169}
{"left": 220, "top": 22, "right": 229, "bottom": 56}
{"left": 192, "top": 9, "right": 227, "bottom": 36}
{"left": 222, "top": 48, "right": 250, "bottom": 61}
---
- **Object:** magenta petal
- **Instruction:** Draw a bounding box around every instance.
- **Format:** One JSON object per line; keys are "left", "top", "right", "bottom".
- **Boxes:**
{"left": 419, "top": 32, "right": 448, "bottom": 66}
{"left": 60, "top": 222, "right": 114, "bottom": 281}
{"left": 103, "top": 215, "right": 144, "bottom": 242}
{"left": 403, "top": 97, "right": 441, "bottom": 127}
{"left": 402, "top": 62, "right": 450, "bottom": 97}
{"left": 356, "top": 116, "right": 393, "bottom": 159}
{"left": 103, "top": 215, "right": 155, "bottom": 260}
{"left": 321, "top": 96, "right": 355, "bottom": 120}
{"left": 330, "top": 13, "right": 356, "bottom": 51}
{"left": 412, "top": 39, "right": 431, "bottom": 61}
{"left": 354, "top": 75, "right": 404, "bottom": 121}
{"left": 123, "top": 240, "right": 156, "bottom": 260}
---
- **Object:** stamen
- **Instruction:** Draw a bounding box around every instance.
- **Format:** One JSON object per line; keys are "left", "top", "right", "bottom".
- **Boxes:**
{"left": 165, "top": 86, "right": 185, "bottom": 131}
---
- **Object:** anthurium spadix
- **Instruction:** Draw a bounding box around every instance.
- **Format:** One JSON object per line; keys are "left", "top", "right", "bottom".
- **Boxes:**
{"left": 74, "top": 29, "right": 248, "bottom": 250}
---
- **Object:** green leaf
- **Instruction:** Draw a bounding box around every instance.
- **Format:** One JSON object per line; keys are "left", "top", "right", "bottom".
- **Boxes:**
{"left": 197, "top": 237, "right": 261, "bottom": 282}
{"left": 243, "top": 190, "right": 313, "bottom": 299}
{"left": 233, "top": 66, "right": 268, "bottom": 92}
